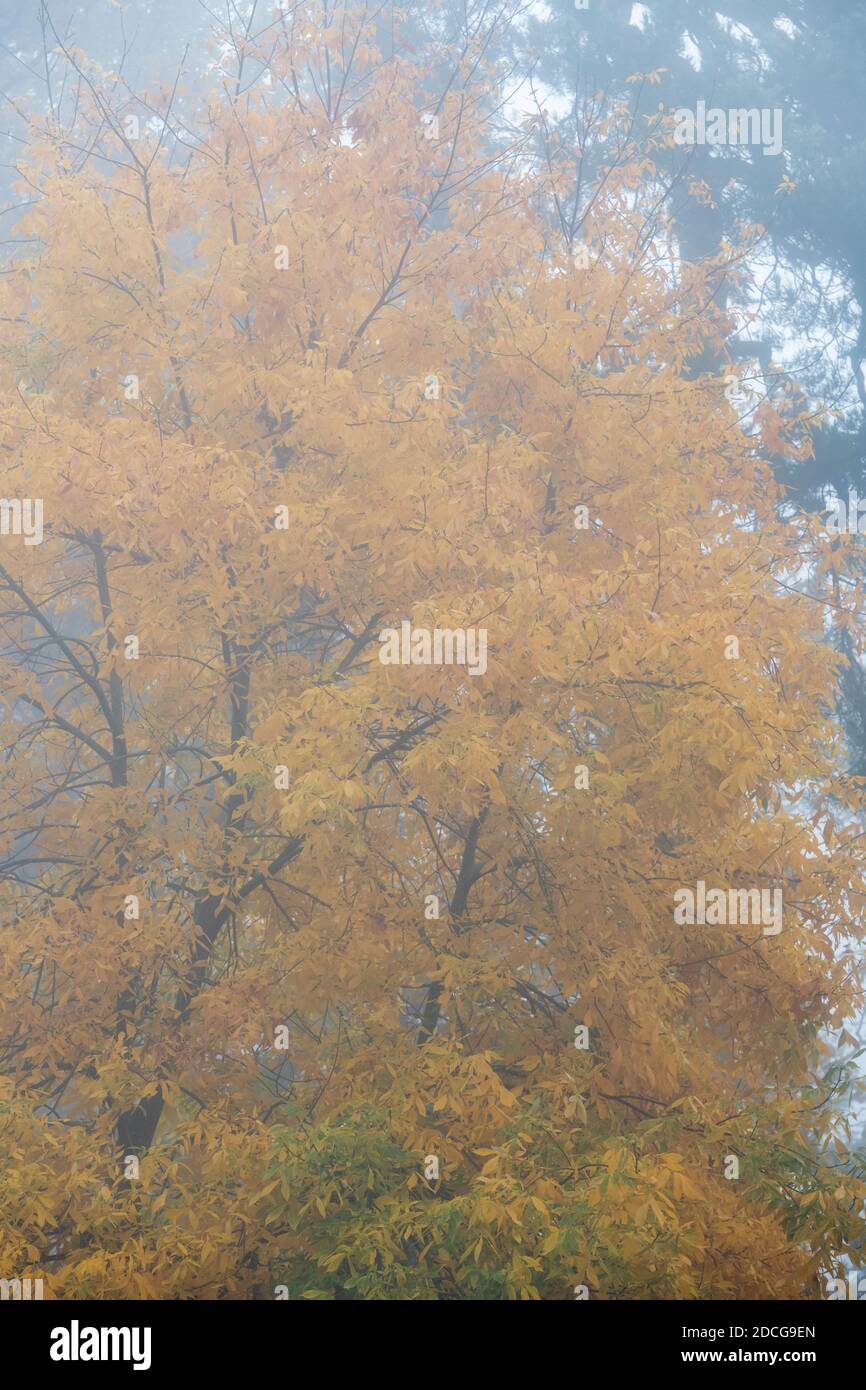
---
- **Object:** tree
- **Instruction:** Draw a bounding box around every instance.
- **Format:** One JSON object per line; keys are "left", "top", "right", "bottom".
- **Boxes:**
{"left": 0, "top": 1, "right": 864, "bottom": 1300}
{"left": 514, "top": 0, "right": 866, "bottom": 794}
{"left": 518, "top": 1, "right": 866, "bottom": 494}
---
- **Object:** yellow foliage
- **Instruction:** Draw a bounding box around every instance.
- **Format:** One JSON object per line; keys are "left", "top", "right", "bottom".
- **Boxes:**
{"left": 0, "top": 1, "right": 863, "bottom": 1301}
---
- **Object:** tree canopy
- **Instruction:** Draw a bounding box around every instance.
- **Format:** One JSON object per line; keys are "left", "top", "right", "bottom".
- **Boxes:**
{"left": 0, "top": 1, "right": 864, "bottom": 1300}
